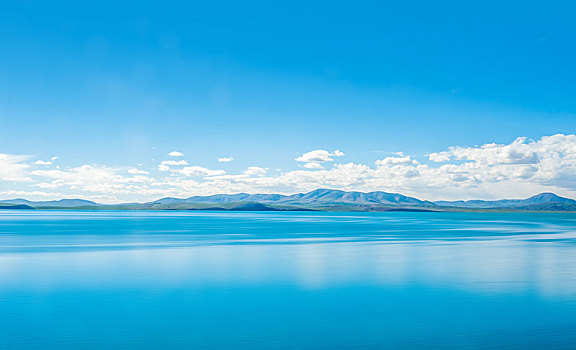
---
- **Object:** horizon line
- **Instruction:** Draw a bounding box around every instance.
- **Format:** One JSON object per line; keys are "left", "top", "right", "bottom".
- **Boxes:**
{"left": 0, "top": 189, "right": 572, "bottom": 205}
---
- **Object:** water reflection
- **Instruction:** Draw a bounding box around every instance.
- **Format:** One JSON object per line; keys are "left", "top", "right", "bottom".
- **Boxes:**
{"left": 2, "top": 211, "right": 576, "bottom": 349}
{"left": 1, "top": 211, "right": 576, "bottom": 297}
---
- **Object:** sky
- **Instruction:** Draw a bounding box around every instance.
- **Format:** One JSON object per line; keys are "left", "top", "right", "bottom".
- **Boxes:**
{"left": 1, "top": 0, "right": 576, "bottom": 203}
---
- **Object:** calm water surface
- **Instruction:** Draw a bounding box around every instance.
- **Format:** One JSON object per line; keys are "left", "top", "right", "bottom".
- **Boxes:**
{"left": 1, "top": 210, "right": 576, "bottom": 349}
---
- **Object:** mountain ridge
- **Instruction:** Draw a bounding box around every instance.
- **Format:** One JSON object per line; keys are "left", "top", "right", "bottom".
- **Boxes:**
{"left": 434, "top": 192, "right": 576, "bottom": 209}
{"left": 0, "top": 198, "right": 99, "bottom": 207}
{"left": 151, "top": 189, "right": 434, "bottom": 206}
{"left": 1, "top": 189, "right": 575, "bottom": 211}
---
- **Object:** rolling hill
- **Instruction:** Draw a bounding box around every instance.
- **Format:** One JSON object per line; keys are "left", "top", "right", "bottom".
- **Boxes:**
{"left": 1, "top": 190, "right": 575, "bottom": 211}
{"left": 434, "top": 192, "right": 576, "bottom": 209}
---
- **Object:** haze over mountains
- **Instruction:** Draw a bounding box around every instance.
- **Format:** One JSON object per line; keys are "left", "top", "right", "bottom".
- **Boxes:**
{"left": 151, "top": 189, "right": 432, "bottom": 206}
{"left": 0, "top": 199, "right": 98, "bottom": 207}
{"left": 1, "top": 189, "right": 576, "bottom": 211}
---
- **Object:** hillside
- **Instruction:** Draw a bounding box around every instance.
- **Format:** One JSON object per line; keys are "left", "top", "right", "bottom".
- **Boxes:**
{"left": 1, "top": 190, "right": 576, "bottom": 212}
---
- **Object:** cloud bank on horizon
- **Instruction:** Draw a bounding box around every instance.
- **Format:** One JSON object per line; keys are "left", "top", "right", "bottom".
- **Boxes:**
{"left": 1, "top": 134, "right": 576, "bottom": 203}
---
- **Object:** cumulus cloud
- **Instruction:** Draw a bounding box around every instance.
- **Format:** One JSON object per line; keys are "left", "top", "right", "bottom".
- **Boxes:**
{"left": 3, "top": 134, "right": 576, "bottom": 202}
{"left": 0, "top": 190, "right": 69, "bottom": 199}
{"left": 30, "top": 165, "right": 155, "bottom": 199}
{"left": 33, "top": 156, "right": 59, "bottom": 166}
{"left": 0, "top": 190, "right": 120, "bottom": 203}
{"left": 295, "top": 150, "right": 345, "bottom": 163}
{"left": 0, "top": 154, "right": 31, "bottom": 182}
{"left": 218, "top": 157, "right": 234, "bottom": 162}
{"left": 177, "top": 166, "right": 226, "bottom": 177}
{"left": 158, "top": 160, "right": 188, "bottom": 172}
{"left": 448, "top": 137, "right": 542, "bottom": 165}
{"left": 168, "top": 151, "right": 184, "bottom": 157}
{"left": 428, "top": 152, "right": 451, "bottom": 162}
{"left": 160, "top": 160, "right": 188, "bottom": 166}
{"left": 375, "top": 155, "right": 418, "bottom": 166}
{"left": 303, "top": 163, "right": 325, "bottom": 169}
{"left": 172, "top": 134, "right": 576, "bottom": 200}
{"left": 243, "top": 166, "right": 267, "bottom": 175}
{"left": 128, "top": 168, "right": 149, "bottom": 175}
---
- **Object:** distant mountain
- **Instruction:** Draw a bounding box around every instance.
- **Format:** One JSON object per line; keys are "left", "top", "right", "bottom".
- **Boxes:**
{"left": 278, "top": 189, "right": 431, "bottom": 206}
{"left": 511, "top": 202, "right": 576, "bottom": 211}
{"left": 151, "top": 189, "right": 430, "bottom": 207}
{"left": 2, "top": 190, "right": 576, "bottom": 211}
{"left": 520, "top": 192, "right": 576, "bottom": 205}
{"left": 152, "top": 193, "right": 288, "bottom": 204}
{"left": 188, "top": 202, "right": 286, "bottom": 211}
{"left": 435, "top": 192, "right": 576, "bottom": 209}
{"left": 434, "top": 199, "right": 521, "bottom": 208}
{"left": 0, "top": 198, "right": 99, "bottom": 208}
{"left": 0, "top": 203, "right": 34, "bottom": 210}
{"left": 148, "top": 190, "right": 576, "bottom": 211}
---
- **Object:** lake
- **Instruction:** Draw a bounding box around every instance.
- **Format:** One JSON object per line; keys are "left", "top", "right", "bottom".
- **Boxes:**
{"left": 1, "top": 210, "right": 576, "bottom": 349}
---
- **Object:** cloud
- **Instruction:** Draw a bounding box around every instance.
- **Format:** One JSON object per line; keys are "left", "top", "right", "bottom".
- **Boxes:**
{"left": 375, "top": 155, "right": 418, "bottom": 166}
{"left": 295, "top": 150, "right": 345, "bottom": 163}
{"left": 160, "top": 160, "right": 188, "bottom": 166}
{"left": 447, "top": 137, "right": 541, "bottom": 165}
{"left": 3, "top": 134, "right": 576, "bottom": 202}
{"left": 243, "top": 166, "right": 267, "bottom": 175}
{"left": 218, "top": 157, "right": 234, "bottom": 162}
{"left": 30, "top": 165, "right": 155, "bottom": 199}
{"left": 128, "top": 168, "right": 149, "bottom": 175}
{"left": 168, "top": 151, "right": 184, "bottom": 157}
{"left": 177, "top": 166, "right": 226, "bottom": 177}
{"left": 33, "top": 156, "right": 59, "bottom": 166}
{"left": 0, "top": 190, "right": 67, "bottom": 199}
{"left": 163, "top": 134, "right": 576, "bottom": 200}
{"left": 158, "top": 160, "right": 188, "bottom": 171}
{"left": 428, "top": 152, "right": 451, "bottom": 162}
{"left": 0, "top": 154, "right": 31, "bottom": 182}
{"left": 303, "top": 163, "right": 324, "bottom": 169}
{"left": 0, "top": 190, "right": 120, "bottom": 203}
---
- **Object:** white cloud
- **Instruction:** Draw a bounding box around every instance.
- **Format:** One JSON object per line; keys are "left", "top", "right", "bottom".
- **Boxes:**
{"left": 243, "top": 166, "right": 267, "bottom": 175}
{"left": 3, "top": 134, "right": 576, "bottom": 202}
{"left": 428, "top": 152, "right": 451, "bottom": 162}
{"left": 448, "top": 137, "right": 541, "bottom": 165}
{"left": 128, "top": 168, "right": 149, "bottom": 175}
{"left": 295, "top": 150, "right": 345, "bottom": 163}
{"left": 218, "top": 157, "right": 234, "bottom": 162}
{"left": 33, "top": 156, "right": 59, "bottom": 165}
{"left": 160, "top": 134, "right": 576, "bottom": 200}
{"left": 30, "top": 165, "right": 155, "bottom": 200}
{"left": 0, "top": 190, "right": 67, "bottom": 199}
{"left": 0, "top": 154, "right": 31, "bottom": 182}
{"left": 160, "top": 160, "right": 188, "bottom": 166}
{"left": 375, "top": 155, "right": 418, "bottom": 166}
{"left": 168, "top": 151, "right": 184, "bottom": 157}
{"left": 303, "top": 162, "right": 324, "bottom": 169}
{"left": 0, "top": 190, "right": 120, "bottom": 203}
{"left": 177, "top": 166, "right": 226, "bottom": 177}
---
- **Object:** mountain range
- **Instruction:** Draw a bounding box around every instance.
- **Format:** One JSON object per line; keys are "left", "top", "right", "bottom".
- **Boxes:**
{"left": 0, "top": 199, "right": 98, "bottom": 207}
{"left": 1, "top": 189, "right": 576, "bottom": 211}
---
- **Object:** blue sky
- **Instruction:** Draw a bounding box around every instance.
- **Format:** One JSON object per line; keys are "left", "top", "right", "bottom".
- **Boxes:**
{"left": 1, "top": 0, "right": 576, "bottom": 202}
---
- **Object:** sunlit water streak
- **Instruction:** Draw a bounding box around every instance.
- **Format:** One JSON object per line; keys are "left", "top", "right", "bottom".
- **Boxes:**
{"left": 1, "top": 210, "right": 576, "bottom": 349}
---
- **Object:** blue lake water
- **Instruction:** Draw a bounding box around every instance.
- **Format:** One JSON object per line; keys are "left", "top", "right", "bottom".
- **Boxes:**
{"left": 1, "top": 210, "right": 576, "bottom": 349}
